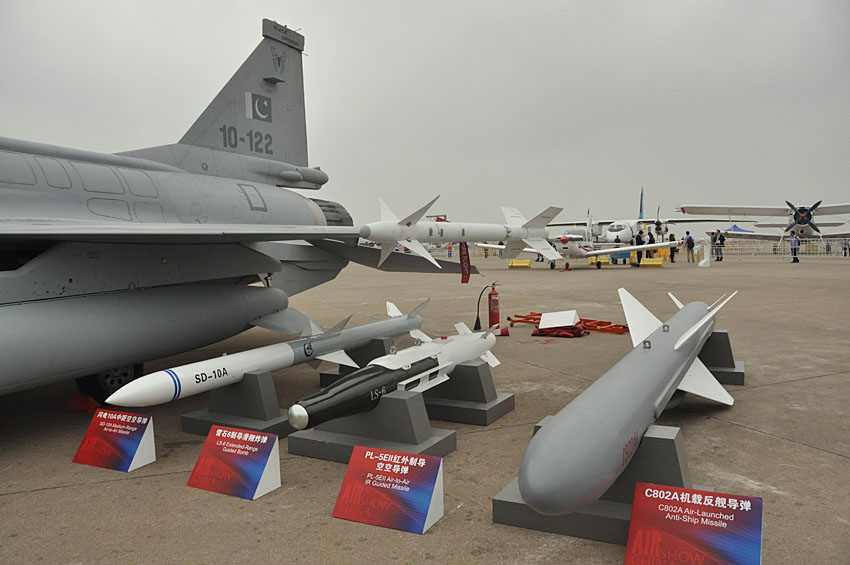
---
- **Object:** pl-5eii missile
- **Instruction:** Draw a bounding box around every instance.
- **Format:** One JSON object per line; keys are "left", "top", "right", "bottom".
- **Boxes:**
{"left": 359, "top": 195, "right": 563, "bottom": 267}
{"left": 287, "top": 323, "right": 500, "bottom": 430}
{"left": 106, "top": 301, "right": 428, "bottom": 407}
{"left": 518, "top": 288, "right": 736, "bottom": 516}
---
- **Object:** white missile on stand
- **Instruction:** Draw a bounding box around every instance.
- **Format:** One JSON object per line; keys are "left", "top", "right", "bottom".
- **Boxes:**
{"left": 358, "top": 195, "right": 563, "bottom": 267}
{"left": 106, "top": 301, "right": 429, "bottom": 407}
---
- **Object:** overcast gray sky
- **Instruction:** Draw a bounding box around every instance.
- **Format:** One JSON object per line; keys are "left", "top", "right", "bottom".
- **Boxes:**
{"left": 1, "top": 1, "right": 848, "bottom": 225}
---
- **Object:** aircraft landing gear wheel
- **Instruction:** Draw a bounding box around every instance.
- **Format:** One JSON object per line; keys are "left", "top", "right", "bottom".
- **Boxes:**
{"left": 76, "top": 363, "right": 143, "bottom": 404}
{"left": 596, "top": 261, "right": 602, "bottom": 269}
{"left": 549, "top": 261, "right": 555, "bottom": 270}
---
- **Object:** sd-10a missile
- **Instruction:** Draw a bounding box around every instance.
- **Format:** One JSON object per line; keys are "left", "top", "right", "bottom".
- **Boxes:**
{"left": 106, "top": 301, "right": 428, "bottom": 407}
{"left": 287, "top": 323, "right": 500, "bottom": 430}
{"left": 518, "top": 288, "right": 736, "bottom": 516}
{"left": 359, "top": 195, "right": 563, "bottom": 267}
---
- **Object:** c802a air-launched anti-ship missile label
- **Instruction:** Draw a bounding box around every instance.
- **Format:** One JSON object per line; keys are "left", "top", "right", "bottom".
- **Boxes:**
{"left": 626, "top": 482, "right": 763, "bottom": 565}
{"left": 333, "top": 446, "right": 444, "bottom": 534}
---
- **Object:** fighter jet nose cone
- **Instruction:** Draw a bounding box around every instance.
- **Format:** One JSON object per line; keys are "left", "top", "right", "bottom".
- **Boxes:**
{"left": 359, "top": 225, "right": 371, "bottom": 239}
{"left": 288, "top": 404, "right": 309, "bottom": 430}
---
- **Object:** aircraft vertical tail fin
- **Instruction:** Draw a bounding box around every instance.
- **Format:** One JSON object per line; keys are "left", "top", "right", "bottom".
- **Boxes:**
{"left": 180, "top": 20, "right": 309, "bottom": 167}
{"left": 638, "top": 187, "right": 645, "bottom": 220}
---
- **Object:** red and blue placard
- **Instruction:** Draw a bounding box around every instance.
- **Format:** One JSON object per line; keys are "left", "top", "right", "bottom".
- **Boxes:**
{"left": 627, "top": 482, "right": 763, "bottom": 565}
{"left": 187, "top": 425, "right": 280, "bottom": 500}
{"left": 73, "top": 408, "right": 155, "bottom": 472}
{"left": 333, "top": 446, "right": 444, "bottom": 534}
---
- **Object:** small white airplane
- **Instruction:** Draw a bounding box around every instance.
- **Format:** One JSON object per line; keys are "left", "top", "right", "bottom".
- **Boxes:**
{"left": 550, "top": 187, "right": 713, "bottom": 244}
{"left": 678, "top": 200, "right": 850, "bottom": 240}
{"left": 478, "top": 234, "right": 676, "bottom": 269}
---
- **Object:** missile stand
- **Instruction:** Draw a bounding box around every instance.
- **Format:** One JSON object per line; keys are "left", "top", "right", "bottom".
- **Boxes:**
{"left": 287, "top": 389, "right": 457, "bottom": 463}
{"left": 181, "top": 371, "right": 295, "bottom": 437}
{"left": 492, "top": 421, "right": 711, "bottom": 545}
{"left": 422, "top": 360, "right": 515, "bottom": 425}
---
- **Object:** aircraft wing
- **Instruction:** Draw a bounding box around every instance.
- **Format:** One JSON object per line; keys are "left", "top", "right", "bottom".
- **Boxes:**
{"left": 719, "top": 229, "right": 850, "bottom": 241}
{"left": 0, "top": 220, "right": 361, "bottom": 244}
{"left": 677, "top": 205, "right": 789, "bottom": 216}
{"left": 582, "top": 240, "right": 676, "bottom": 257}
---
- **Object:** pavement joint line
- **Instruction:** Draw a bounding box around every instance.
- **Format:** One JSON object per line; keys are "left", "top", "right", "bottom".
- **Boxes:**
{"left": 0, "top": 453, "right": 315, "bottom": 498}
{"left": 730, "top": 369, "right": 849, "bottom": 393}
{"left": 706, "top": 415, "right": 849, "bottom": 461}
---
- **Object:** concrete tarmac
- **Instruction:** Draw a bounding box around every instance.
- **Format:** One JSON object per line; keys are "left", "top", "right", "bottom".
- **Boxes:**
{"left": 1, "top": 256, "right": 848, "bottom": 563}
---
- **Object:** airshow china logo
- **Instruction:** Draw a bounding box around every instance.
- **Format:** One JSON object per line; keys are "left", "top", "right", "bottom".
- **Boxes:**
{"left": 246, "top": 92, "right": 272, "bottom": 123}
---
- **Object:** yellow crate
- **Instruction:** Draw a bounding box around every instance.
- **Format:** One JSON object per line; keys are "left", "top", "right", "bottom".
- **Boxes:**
{"left": 640, "top": 257, "right": 664, "bottom": 267}
{"left": 588, "top": 256, "right": 610, "bottom": 265}
{"left": 508, "top": 259, "right": 532, "bottom": 269}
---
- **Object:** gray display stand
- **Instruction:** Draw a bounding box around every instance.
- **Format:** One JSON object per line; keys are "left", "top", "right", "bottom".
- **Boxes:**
{"left": 181, "top": 371, "right": 295, "bottom": 437}
{"left": 287, "top": 390, "right": 456, "bottom": 463}
{"left": 423, "top": 360, "right": 515, "bottom": 425}
{"left": 699, "top": 330, "right": 745, "bottom": 385}
{"left": 493, "top": 422, "right": 710, "bottom": 545}
{"left": 319, "top": 337, "right": 394, "bottom": 387}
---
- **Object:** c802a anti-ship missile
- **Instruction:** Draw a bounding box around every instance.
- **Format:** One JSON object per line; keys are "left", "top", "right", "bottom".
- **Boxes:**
{"left": 287, "top": 323, "right": 500, "bottom": 430}
{"left": 106, "top": 301, "right": 428, "bottom": 407}
{"left": 517, "top": 288, "right": 736, "bottom": 516}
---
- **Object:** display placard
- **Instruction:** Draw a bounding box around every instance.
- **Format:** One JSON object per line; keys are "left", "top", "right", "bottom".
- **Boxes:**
{"left": 627, "top": 482, "right": 763, "bottom": 565}
{"left": 187, "top": 425, "right": 280, "bottom": 500}
{"left": 73, "top": 408, "right": 155, "bottom": 472}
{"left": 333, "top": 446, "right": 443, "bottom": 534}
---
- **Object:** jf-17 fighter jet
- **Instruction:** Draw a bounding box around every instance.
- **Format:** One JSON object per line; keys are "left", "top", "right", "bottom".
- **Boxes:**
{"left": 0, "top": 20, "right": 461, "bottom": 401}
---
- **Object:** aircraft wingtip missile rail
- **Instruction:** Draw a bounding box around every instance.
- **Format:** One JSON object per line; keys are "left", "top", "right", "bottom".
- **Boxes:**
{"left": 106, "top": 300, "right": 430, "bottom": 407}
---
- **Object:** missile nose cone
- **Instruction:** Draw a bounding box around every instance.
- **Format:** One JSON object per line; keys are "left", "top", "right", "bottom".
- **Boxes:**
{"left": 288, "top": 404, "right": 309, "bottom": 430}
{"left": 518, "top": 409, "right": 621, "bottom": 516}
{"left": 359, "top": 225, "right": 372, "bottom": 239}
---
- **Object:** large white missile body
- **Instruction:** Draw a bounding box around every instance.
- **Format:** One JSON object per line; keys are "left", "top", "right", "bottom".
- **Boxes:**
{"left": 106, "top": 301, "right": 428, "bottom": 407}
{"left": 287, "top": 322, "right": 500, "bottom": 430}
{"left": 359, "top": 195, "right": 563, "bottom": 267}
{"left": 517, "top": 289, "right": 736, "bottom": 516}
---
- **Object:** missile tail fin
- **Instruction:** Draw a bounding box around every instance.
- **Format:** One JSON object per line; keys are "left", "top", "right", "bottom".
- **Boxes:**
{"left": 400, "top": 239, "right": 441, "bottom": 268}
{"left": 386, "top": 301, "right": 403, "bottom": 317}
{"left": 674, "top": 291, "right": 737, "bottom": 351}
{"left": 522, "top": 238, "right": 562, "bottom": 261}
{"left": 325, "top": 315, "right": 352, "bottom": 335}
{"left": 618, "top": 288, "right": 663, "bottom": 347}
{"left": 407, "top": 298, "right": 431, "bottom": 319}
{"left": 379, "top": 198, "right": 399, "bottom": 223}
{"left": 454, "top": 322, "right": 472, "bottom": 335}
{"left": 480, "top": 350, "right": 501, "bottom": 367}
{"left": 377, "top": 243, "right": 394, "bottom": 267}
{"left": 522, "top": 206, "right": 563, "bottom": 229}
{"left": 668, "top": 292, "right": 684, "bottom": 310}
{"left": 317, "top": 350, "right": 359, "bottom": 368}
{"left": 398, "top": 195, "right": 440, "bottom": 226}
{"left": 410, "top": 328, "right": 432, "bottom": 343}
{"left": 708, "top": 294, "right": 727, "bottom": 310}
{"left": 677, "top": 358, "right": 733, "bottom": 405}
{"left": 501, "top": 206, "right": 528, "bottom": 225}
{"left": 482, "top": 323, "right": 501, "bottom": 338}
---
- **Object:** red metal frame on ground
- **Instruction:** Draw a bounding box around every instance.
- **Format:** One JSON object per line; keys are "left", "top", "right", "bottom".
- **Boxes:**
{"left": 508, "top": 313, "right": 628, "bottom": 334}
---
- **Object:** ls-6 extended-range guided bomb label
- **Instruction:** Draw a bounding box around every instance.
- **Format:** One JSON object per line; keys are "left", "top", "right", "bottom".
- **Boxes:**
{"left": 333, "top": 446, "right": 443, "bottom": 534}
{"left": 626, "top": 482, "right": 763, "bottom": 565}
{"left": 187, "top": 426, "right": 279, "bottom": 500}
{"left": 73, "top": 409, "right": 155, "bottom": 472}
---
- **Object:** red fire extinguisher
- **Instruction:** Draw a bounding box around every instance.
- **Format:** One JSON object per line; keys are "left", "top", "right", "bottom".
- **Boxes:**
{"left": 488, "top": 282, "right": 500, "bottom": 329}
